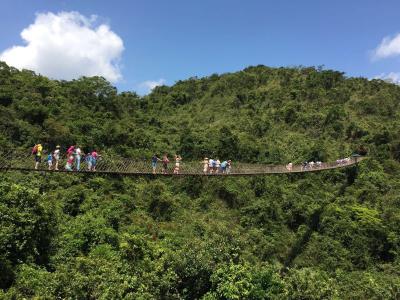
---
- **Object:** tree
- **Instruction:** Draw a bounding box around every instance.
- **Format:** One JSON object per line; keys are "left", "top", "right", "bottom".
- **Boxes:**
{"left": 0, "top": 182, "right": 55, "bottom": 289}
{"left": 217, "top": 127, "right": 240, "bottom": 160}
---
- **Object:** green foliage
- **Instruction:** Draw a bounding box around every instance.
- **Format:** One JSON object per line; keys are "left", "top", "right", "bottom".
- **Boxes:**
{"left": 207, "top": 263, "right": 255, "bottom": 299}
{"left": 204, "top": 262, "right": 284, "bottom": 299}
{"left": 319, "top": 204, "right": 391, "bottom": 267}
{"left": 1, "top": 62, "right": 400, "bottom": 298}
{"left": 144, "top": 181, "right": 176, "bottom": 221}
{"left": 0, "top": 182, "right": 55, "bottom": 289}
{"left": 56, "top": 212, "right": 119, "bottom": 260}
{"left": 284, "top": 267, "right": 338, "bottom": 299}
{"left": 217, "top": 127, "right": 240, "bottom": 160}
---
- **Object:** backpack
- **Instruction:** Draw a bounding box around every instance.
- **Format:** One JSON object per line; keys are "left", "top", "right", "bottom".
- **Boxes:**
{"left": 32, "top": 145, "right": 38, "bottom": 155}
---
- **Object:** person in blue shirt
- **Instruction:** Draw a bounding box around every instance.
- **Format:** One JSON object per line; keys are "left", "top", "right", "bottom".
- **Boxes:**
{"left": 220, "top": 160, "right": 228, "bottom": 174}
{"left": 85, "top": 153, "right": 93, "bottom": 171}
{"left": 152, "top": 154, "right": 161, "bottom": 174}
{"left": 212, "top": 159, "right": 217, "bottom": 173}
{"left": 47, "top": 153, "right": 53, "bottom": 170}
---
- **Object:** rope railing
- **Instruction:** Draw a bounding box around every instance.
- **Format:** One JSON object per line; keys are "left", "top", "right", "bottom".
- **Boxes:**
{"left": 0, "top": 150, "right": 365, "bottom": 176}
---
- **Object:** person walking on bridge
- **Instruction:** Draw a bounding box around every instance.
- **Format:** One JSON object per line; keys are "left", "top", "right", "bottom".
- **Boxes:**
{"left": 174, "top": 154, "right": 182, "bottom": 174}
{"left": 91, "top": 150, "right": 99, "bottom": 171}
{"left": 215, "top": 159, "right": 221, "bottom": 174}
{"left": 86, "top": 152, "right": 93, "bottom": 171}
{"left": 47, "top": 152, "right": 53, "bottom": 170}
{"left": 67, "top": 145, "right": 75, "bottom": 156}
{"left": 32, "top": 143, "right": 43, "bottom": 170}
{"left": 75, "top": 146, "right": 82, "bottom": 171}
{"left": 152, "top": 154, "right": 161, "bottom": 174}
{"left": 220, "top": 160, "right": 228, "bottom": 174}
{"left": 208, "top": 158, "right": 214, "bottom": 174}
{"left": 53, "top": 145, "right": 60, "bottom": 170}
{"left": 226, "top": 160, "right": 232, "bottom": 174}
{"left": 65, "top": 154, "right": 74, "bottom": 171}
{"left": 162, "top": 154, "right": 169, "bottom": 174}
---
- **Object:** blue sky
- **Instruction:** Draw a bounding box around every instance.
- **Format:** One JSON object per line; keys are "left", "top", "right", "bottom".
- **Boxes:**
{"left": 1, "top": 0, "right": 400, "bottom": 94}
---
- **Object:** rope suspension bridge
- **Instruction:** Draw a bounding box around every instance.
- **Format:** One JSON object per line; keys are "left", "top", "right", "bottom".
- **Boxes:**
{"left": 0, "top": 151, "right": 365, "bottom": 176}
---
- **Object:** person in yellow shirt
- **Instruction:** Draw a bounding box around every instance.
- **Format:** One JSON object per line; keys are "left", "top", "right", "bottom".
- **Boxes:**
{"left": 32, "top": 143, "right": 43, "bottom": 169}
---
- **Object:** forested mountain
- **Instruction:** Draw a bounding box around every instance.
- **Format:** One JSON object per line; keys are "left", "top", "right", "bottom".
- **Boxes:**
{"left": 1, "top": 61, "right": 400, "bottom": 299}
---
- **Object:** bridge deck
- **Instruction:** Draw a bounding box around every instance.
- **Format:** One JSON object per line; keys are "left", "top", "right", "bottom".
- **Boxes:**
{"left": 0, "top": 152, "right": 365, "bottom": 176}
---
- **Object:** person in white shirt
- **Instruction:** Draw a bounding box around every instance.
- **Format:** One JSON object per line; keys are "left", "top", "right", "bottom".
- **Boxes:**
{"left": 75, "top": 146, "right": 82, "bottom": 171}
{"left": 226, "top": 160, "right": 232, "bottom": 174}
{"left": 174, "top": 154, "right": 182, "bottom": 174}
{"left": 53, "top": 145, "right": 61, "bottom": 171}
{"left": 215, "top": 159, "right": 221, "bottom": 174}
{"left": 208, "top": 159, "right": 214, "bottom": 174}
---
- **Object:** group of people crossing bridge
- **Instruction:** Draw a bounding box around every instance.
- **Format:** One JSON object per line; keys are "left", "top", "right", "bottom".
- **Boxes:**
{"left": 24, "top": 143, "right": 362, "bottom": 176}
{"left": 32, "top": 144, "right": 100, "bottom": 172}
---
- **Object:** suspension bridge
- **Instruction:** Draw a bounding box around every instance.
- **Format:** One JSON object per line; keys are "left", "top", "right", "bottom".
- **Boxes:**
{"left": 0, "top": 151, "right": 365, "bottom": 176}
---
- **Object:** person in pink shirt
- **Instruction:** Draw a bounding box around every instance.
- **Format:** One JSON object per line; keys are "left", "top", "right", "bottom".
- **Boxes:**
{"left": 65, "top": 154, "right": 74, "bottom": 171}
{"left": 67, "top": 145, "right": 75, "bottom": 156}
{"left": 91, "top": 150, "right": 99, "bottom": 171}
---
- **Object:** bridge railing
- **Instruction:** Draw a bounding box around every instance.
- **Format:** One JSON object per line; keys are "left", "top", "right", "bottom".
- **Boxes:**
{"left": 0, "top": 150, "right": 363, "bottom": 175}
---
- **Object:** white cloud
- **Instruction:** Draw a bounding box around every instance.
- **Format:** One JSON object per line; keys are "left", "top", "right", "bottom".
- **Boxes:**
{"left": 373, "top": 33, "right": 400, "bottom": 60}
{"left": 138, "top": 79, "right": 166, "bottom": 94}
{"left": 374, "top": 72, "right": 400, "bottom": 84}
{"left": 0, "top": 11, "right": 124, "bottom": 82}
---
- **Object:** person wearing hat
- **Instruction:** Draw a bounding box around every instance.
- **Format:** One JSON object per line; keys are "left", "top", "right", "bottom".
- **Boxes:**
{"left": 53, "top": 145, "right": 61, "bottom": 170}
{"left": 203, "top": 157, "right": 209, "bottom": 174}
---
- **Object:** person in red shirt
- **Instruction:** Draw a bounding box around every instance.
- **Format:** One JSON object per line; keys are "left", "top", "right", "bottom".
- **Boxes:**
{"left": 162, "top": 154, "right": 169, "bottom": 174}
{"left": 91, "top": 150, "right": 99, "bottom": 171}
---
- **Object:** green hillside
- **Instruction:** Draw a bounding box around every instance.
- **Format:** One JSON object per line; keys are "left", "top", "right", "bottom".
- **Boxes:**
{"left": 1, "top": 61, "right": 400, "bottom": 299}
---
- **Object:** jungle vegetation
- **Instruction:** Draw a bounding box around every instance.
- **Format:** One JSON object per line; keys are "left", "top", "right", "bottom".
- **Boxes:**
{"left": 0, "top": 61, "right": 400, "bottom": 299}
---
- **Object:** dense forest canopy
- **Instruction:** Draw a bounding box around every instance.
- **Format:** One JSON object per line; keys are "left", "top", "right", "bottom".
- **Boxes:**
{"left": 0, "top": 61, "right": 400, "bottom": 299}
